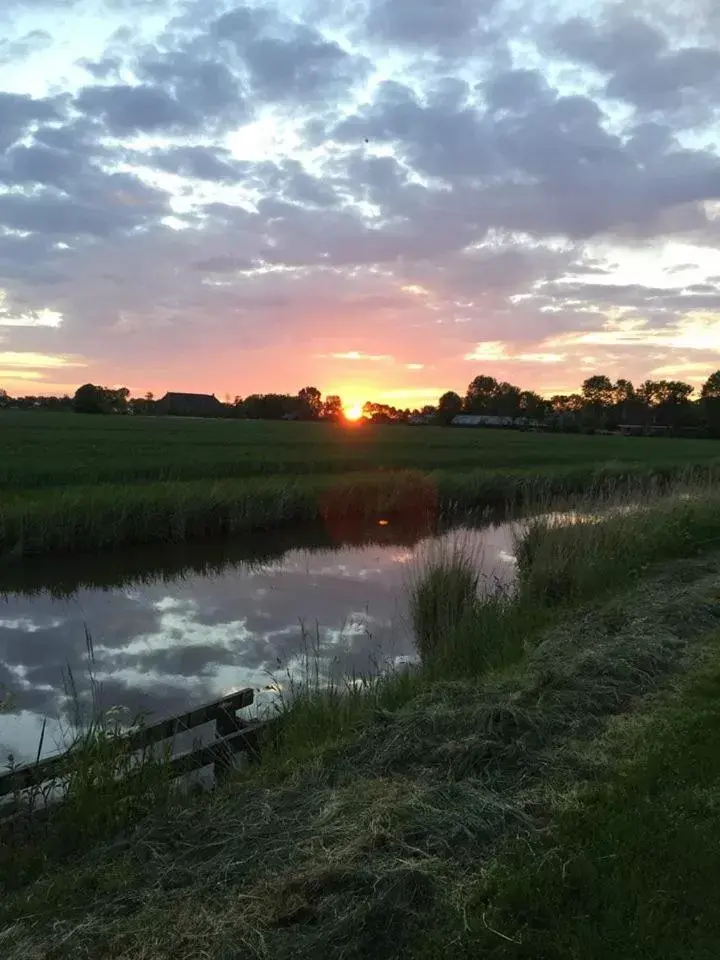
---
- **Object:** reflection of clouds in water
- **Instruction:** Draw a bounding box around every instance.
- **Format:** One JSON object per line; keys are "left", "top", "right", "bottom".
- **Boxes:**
{"left": 0, "top": 616, "right": 66, "bottom": 632}
{"left": 0, "top": 521, "right": 518, "bottom": 761}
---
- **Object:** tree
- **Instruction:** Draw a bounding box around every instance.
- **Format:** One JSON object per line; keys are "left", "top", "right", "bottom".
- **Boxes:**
{"left": 110, "top": 387, "right": 130, "bottom": 414}
{"left": 437, "top": 390, "right": 463, "bottom": 425}
{"left": 581, "top": 375, "right": 615, "bottom": 409}
{"left": 362, "top": 401, "right": 404, "bottom": 423}
{"left": 464, "top": 376, "right": 499, "bottom": 414}
{"left": 72, "top": 384, "right": 130, "bottom": 414}
{"left": 495, "top": 382, "right": 522, "bottom": 418}
{"left": 0, "top": 388, "right": 8, "bottom": 409}
{"left": 73, "top": 383, "right": 107, "bottom": 414}
{"left": 637, "top": 379, "right": 693, "bottom": 407}
{"left": 702, "top": 371, "right": 720, "bottom": 437}
{"left": 240, "top": 393, "right": 296, "bottom": 420}
{"left": 702, "top": 371, "right": 720, "bottom": 399}
{"left": 550, "top": 394, "right": 583, "bottom": 414}
{"left": 298, "top": 386, "right": 323, "bottom": 420}
{"left": 322, "top": 395, "right": 343, "bottom": 421}
{"left": 613, "top": 379, "right": 634, "bottom": 404}
{"left": 635, "top": 379, "right": 694, "bottom": 429}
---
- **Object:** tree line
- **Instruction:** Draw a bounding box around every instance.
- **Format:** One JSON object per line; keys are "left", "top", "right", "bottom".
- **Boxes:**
{"left": 434, "top": 372, "right": 720, "bottom": 435}
{"left": 3, "top": 370, "right": 720, "bottom": 436}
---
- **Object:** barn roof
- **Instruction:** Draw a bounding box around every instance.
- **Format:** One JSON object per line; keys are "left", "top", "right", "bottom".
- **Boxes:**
{"left": 158, "top": 392, "right": 224, "bottom": 411}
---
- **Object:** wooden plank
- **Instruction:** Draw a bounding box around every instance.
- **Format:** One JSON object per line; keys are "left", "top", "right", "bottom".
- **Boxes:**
{"left": 0, "top": 688, "right": 255, "bottom": 798}
{"left": 161, "top": 721, "right": 270, "bottom": 779}
{"left": 125, "top": 688, "right": 254, "bottom": 752}
{"left": 0, "top": 720, "right": 275, "bottom": 834}
{"left": 0, "top": 751, "right": 71, "bottom": 799}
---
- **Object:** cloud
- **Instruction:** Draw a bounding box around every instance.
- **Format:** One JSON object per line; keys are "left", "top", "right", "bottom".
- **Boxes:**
{"left": 328, "top": 351, "right": 393, "bottom": 361}
{"left": 549, "top": 12, "right": 720, "bottom": 126}
{"left": 212, "top": 5, "right": 370, "bottom": 105}
{"left": 464, "top": 341, "right": 565, "bottom": 363}
{"left": 0, "top": 29, "right": 51, "bottom": 64}
{"left": 0, "top": 91, "right": 61, "bottom": 150}
{"left": 364, "top": 0, "right": 500, "bottom": 53}
{"left": 0, "top": 351, "right": 84, "bottom": 368}
{"left": 75, "top": 83, "right": 196, "bottom": 134}
{"left": 0, "top": 0, "right": 719, "bottom": 401}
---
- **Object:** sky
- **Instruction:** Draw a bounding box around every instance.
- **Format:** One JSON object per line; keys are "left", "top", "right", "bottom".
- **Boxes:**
{"left": 1, "top": 0, "right": 720, "bottom": 409}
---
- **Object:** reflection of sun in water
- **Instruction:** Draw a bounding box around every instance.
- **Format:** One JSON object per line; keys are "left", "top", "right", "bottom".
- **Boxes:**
{"left": 344, "top": 402, "right": 363, "bottom": 421}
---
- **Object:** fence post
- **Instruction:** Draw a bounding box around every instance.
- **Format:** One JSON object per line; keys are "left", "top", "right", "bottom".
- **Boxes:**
{"left": 214, "top": 706, "right": 243, "bottom": 786}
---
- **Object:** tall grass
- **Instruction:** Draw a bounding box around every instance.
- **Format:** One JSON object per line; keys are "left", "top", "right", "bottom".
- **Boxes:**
{"left": 515, "top": 481, "right": 720, "bottom": 606}
{"left": 260, "top": 624, "right": 424, "bottom": 772}
{"left": 406, "top": 534, "right": 538, "bottom": 678}
{"left": 5, "top": 461, "right": 720, "bottom": 560}
{"left": 408, "top": 538, "right": 482, "bottom": 663}
{"left": 406, "top": 478, "right": 720, "bottom": 679}
{"left": 0, "top": 633, "right": 177, "bottom": 890}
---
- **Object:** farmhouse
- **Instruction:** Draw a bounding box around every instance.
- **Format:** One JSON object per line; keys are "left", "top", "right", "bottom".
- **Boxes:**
{"left": 155, "top": 392, "right": 225, "bottom": 417}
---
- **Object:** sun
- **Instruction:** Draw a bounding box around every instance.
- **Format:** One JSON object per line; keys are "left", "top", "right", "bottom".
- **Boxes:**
{"left": 344, "top": 402, "right": 364, "bottom": 421}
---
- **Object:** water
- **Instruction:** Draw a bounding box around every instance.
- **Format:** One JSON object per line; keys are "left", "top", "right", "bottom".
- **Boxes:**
{"left": 0, "top": 517, "right": 519, "bottom": 764}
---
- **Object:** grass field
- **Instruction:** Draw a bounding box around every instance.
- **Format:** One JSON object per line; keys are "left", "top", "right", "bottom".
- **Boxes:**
{"left": 5, "top": 488, "right": 720, "bottom": 957}
{"left": 3, "top": 410, "right": 720, "bottom": 490}
{"left": 4, "top": 410, "right": 720, "bottom": 559}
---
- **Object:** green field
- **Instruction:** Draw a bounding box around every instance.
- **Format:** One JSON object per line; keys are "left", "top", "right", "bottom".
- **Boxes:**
{"left": 3, "top": 411, "right": 720, "bottom": 490}
{"left": 4, "top": 410, "right": 720, "bottom": 559}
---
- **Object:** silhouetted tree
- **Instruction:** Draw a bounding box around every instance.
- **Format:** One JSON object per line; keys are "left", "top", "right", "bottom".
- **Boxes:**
{"left": 701, "top": 371, "right": 720, "bottom": 437}
{"left": 581, "top": 375, "right": 615, "bottom": 410}
{"left": 702, "top": 371, "right": 720, "bottom": 399}
{"left": 518, "top": 390, "right": 548, "bottom": 420}
{"left": 322, "top": 395, "right": 343, "bottom": 421}
{"left": 437, "top": 390, "right": 463, "bottom": 425}
{"left": 73, "top": 383, "right": 107, "bottom": 414}
{"left": 72, "top": 384, "right": 130, "bottom": 414}
{"left": 464, "top": 375, "right": 499, "bottom": 414}
{"left": 298, "top": 386, "right": 323, "bottom": 420}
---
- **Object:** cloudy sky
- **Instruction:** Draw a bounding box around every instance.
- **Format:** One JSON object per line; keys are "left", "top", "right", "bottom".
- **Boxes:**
{"left": 1, "top": 0, "right": 720, "bottom": 407}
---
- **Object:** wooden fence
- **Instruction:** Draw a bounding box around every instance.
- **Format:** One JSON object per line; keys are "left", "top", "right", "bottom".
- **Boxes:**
{"left": 0, "top": 687, "right": 268, "bottom": 822}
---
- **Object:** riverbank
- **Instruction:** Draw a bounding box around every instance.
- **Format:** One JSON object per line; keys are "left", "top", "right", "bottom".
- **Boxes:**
{"left": 4, "top": 488, "right": 720, "bottom": 957}
{"left": 4, "top": 459, "right": 720, "bottom": 560}
{"left": 4, "top": 411, "right": 720, "bottom": 559}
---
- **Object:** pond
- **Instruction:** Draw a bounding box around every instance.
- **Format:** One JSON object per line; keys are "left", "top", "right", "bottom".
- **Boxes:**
{"left": 0, "top": 516, "right": 520, "bottom": 764}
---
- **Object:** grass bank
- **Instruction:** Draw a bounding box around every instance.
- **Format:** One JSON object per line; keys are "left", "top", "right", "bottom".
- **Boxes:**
{"left": 5, "top": 409, "right": 720, "bottom": 558}
{"left": 5, "top": 492, "right": 720, "bottom": 956}
{"left": 4, "top": 459, "right": 720, "bottom": 559}
{"left": 461, "top": 649, "right": 720, "bottom": 958}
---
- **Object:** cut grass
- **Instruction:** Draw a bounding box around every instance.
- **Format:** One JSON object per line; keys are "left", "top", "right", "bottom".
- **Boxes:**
{"left": 464, "top": 649, "right": 720, "bottom": 959}
{"left": 4, "top": 548, "right": 720, "bottom": 958}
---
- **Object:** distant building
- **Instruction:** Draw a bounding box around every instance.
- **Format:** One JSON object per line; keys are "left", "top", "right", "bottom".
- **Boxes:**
{"left": 619, "top": 424, "right": 670, "bottom": 437}
{"left": 408, "top": 414, "right": 435, "bottom": 425}
{"left": 451, "top": 414, "right": 515, "bottom": 428}
{"left": 155, "top": 392, "right": 225, "bottom": 417}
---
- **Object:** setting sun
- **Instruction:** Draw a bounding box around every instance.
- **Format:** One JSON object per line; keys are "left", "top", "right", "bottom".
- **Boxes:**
{"left": 343, "top": 402, "right": 364, "bottom": 421}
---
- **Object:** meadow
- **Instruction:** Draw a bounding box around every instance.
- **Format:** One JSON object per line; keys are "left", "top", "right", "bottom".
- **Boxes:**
{"left": 4, "top": 409, "right": 720, "bottom": 558}
{"left": 5, "top": 482, "right": 720, "bottom": 957}
{"left": 4, "top": 410, "right": 720, "bottom": 489}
